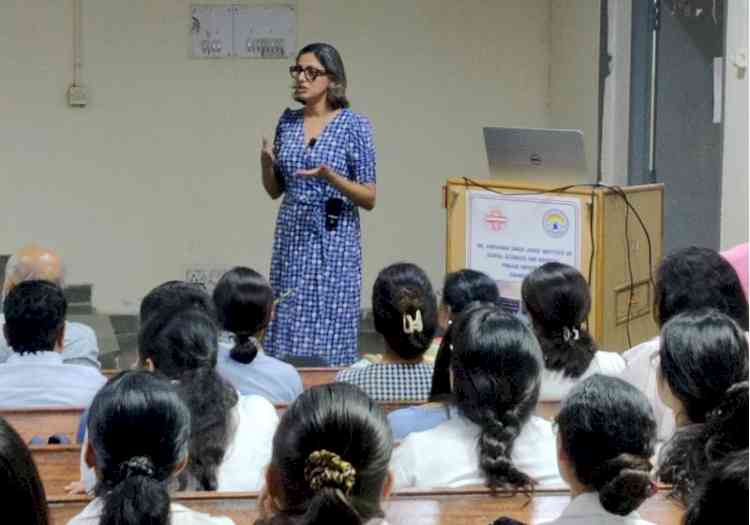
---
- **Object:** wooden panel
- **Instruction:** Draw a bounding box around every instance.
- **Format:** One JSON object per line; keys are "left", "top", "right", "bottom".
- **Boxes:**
{"left": 1, "top": 407, "right": 84, "bottom": 444}
{"left": 48, "top": 490, "right": 684, "bottom": 525}
{"left": 297, "top": 367, "right": 341, "bottom": 389}
{"left": 32, "top": 445, "right": 81, "bottom": 497}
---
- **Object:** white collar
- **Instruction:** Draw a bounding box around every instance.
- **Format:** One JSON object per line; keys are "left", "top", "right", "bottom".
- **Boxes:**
{"left": 560, "top": 492, "right": 642, "bottom": 520}
{"left": 6, "top": 351, "right": 63, "bottom": 365}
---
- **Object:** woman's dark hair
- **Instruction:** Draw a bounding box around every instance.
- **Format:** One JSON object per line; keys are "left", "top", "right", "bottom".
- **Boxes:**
{"left": 213, "top": 267, "right": 273, "bottom": 365}
{"left": 140, "top": 280, "right": 216, "bottom": 325}
{"left": 430, "top": 270, "right": 499, "bottom": 401}
{"left": 521, "top": 262, "right": 596, "bottom": 378}
{"left": 257, "top": 383, "right": 393, "bottom": 525}
{"left": 0, "top": 416, "right": 49, "bottom": 525}
{"left": 656, "top": 309, "right": 749, "bottom": 503}
{"left": 654, "top": 246, "right": 748, "bottom": 330}
{"left": 450, "top": 303, "right": 543, "bottom": 492}
{"left": 87, "top": 371, "right": 191, "bottom": 525}
{"left": 557, "top": 375, "right": 657, "bottom": 516}
{"left": 296, "top": 42, "right": 349, "bottom": 109}
{"left": 372, "top": 263, "right": 437, "bottom": 360}
{"left": 138, "top": 307, "right": 238, "bottom": 491}
{"left": 683, "top": 450, "right": 748, "bottom": 525}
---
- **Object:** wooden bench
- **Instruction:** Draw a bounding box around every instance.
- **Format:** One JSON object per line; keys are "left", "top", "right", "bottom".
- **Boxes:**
{"left": 32, "top": 445, "right": 81, "bottom": 497}
{"left": 48, "top": 488, "right": 684, "bottom": 525}
{"left": 0, "top": 407, "right": 85, "bottom": 444}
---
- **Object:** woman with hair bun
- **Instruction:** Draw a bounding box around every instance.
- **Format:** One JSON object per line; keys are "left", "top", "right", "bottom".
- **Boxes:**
{"left": 256, "top": 382, "right": 394, "bottom": 525}
{"left": 521, "top": 262, "right": 625, "bottom": 401}
{"left": 655, "top": 309, "right": 749, "bottom": 504}
{"left": 540, "top": 375, "right": 658, "bottom": 524}
{"left": 213, "top": 267, "right": 303, "bottom": 403}
{"left": 68, "top": 370, "right": 234, "bottom": 525}
{"left": 391, "top": 303, "right": 562, "bottom": 490}
{"left": 336, "top": 263, "right": 438, "bottom": 401}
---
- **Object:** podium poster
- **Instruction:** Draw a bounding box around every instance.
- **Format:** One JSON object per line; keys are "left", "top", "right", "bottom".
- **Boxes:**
{"left": 466, "top": 190, "right": 582, "bottom": 315}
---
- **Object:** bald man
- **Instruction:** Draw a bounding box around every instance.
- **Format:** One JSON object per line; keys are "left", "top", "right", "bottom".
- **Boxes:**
{"left": 0, "top": 245, "right": 100, "bottom": 368}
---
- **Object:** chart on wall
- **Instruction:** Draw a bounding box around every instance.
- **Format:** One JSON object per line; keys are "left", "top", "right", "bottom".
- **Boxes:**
{"left": 466, "top": 190, "right": 582, "bottom": 316}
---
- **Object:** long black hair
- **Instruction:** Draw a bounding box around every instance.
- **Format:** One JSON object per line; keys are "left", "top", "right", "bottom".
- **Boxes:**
{"left": 654, "top": 246, "right": 748, "bottom": 330}
{"left": 257, "top": 383, "right": 393, "bottom": 525}
{"left": 87, "top": 371, "right": 191, "bottom": 525}
{"left": 430, "top": 269, "right": 499, "bottom": 400}
{"left": 213, "top": 267, "right": 274, "bottom": 365}
{"left": 557, "top": 375, "right": 657, "bottom": 516}
{"left": 656, "top": 309, "right": 749, "bottom": 503}
{"left": 683, "top": 450, "right": 748, "bottom": 525}
{"left": 521, "top": 262, "right": 596, "bottom": 378}
{"left": 372, "top": 263, "right": 437, "bottom": 360}
{"left": 296, "top": 43, "right": 349, "bottom": 109}
{"left": 450, "top": 303, "right": 542, "bottom": 492}
{"left": 0, "top": 416, "right": 49, "bottom": 525}
{"left": 138, "top": 307, "right": 238, "bottom": 491}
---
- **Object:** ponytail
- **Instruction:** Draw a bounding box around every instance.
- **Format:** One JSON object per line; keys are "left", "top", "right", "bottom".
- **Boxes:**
{"left": 229, "top": 333, "right": 260, "bottom": 365}
{"left": 175, "top": 367, "right": 238, "bottom": 491}
{"left": 592, "top": 454, "right": 655, "bottom": 516}
{"left": 534, "top": 326, "right": 596, "bottom": 378}
{"left": 429, "top": 322, "right": 455, "bottom": 401}
{"left": 99, "top": 457, "right": 171, "bottom": 525}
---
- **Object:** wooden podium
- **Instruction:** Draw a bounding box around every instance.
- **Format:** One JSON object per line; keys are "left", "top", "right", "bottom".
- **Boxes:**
{"left": 445, "top": 178, "right": 664, "bottom": 352}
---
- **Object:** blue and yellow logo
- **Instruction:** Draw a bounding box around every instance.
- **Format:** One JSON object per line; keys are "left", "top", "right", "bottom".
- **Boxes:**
{"left": 542, "top": 209, "right": 569, "bottom": 238}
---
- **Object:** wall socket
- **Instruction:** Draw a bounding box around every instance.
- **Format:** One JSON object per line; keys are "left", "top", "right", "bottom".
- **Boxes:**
{"left": 67, "top": 84, "right": 88, "bottom": 107}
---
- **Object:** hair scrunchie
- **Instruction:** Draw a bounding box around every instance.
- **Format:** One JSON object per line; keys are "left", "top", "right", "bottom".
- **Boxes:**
{"left": 304, "top": 449, "right": 357, "bottom": 495}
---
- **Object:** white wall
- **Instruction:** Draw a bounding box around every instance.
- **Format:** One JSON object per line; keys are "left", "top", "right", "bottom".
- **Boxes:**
{"left": 721, "top": 0, "right": 749, "bottom": 248}
{"left": 1, "top": 0, "right": 555, "bottom": 313}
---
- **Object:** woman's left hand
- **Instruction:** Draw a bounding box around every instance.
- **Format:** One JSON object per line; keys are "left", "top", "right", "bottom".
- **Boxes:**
{"left": 296, "top": 165, "right": 332, "bottom": 181}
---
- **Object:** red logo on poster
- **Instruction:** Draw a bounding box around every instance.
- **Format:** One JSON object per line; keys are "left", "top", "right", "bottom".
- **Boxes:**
{"left": 484, "top": 209, "right": 508, "bottom": 232}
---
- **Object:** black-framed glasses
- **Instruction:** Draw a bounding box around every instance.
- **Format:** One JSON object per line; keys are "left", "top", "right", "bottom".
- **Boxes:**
{"left": 289, "top": 65, "right": 328, "bottom": 82}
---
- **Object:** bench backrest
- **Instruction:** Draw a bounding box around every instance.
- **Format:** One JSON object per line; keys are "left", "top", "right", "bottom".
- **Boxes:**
{"left": 1, "top": 406, "right": 84, "bottom": 444}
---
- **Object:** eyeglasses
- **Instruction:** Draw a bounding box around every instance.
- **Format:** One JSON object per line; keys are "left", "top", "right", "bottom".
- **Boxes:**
{"left": 289, "top": 65, "right": 328, "bottom": 82}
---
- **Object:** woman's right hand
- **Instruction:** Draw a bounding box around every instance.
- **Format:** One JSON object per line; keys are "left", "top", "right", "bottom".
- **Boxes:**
{"left": 261, "top": 137, "right": 275, "bottom": 169}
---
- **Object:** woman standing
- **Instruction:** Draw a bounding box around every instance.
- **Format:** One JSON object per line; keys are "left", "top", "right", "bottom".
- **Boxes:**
{"left": 261, "top": 42, "right": 376, "bottom": 367}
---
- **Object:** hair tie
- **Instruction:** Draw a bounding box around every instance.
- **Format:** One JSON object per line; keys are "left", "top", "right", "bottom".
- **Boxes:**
{"left": 304, "top": 449, "right": 356, "bottom": 495}
{"left": 118, "top": 456, "right": 155, "bottom": 480}
{"left": 403, "top": 310, "right": 424, "bottom": 335}
{"left": 562, "top": 326, "right": 580, "bottom": 342}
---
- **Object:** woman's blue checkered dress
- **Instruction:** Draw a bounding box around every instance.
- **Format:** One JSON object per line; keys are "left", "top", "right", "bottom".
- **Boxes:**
{"left": 264, "top": 108, "right": 376, "bottom": 366}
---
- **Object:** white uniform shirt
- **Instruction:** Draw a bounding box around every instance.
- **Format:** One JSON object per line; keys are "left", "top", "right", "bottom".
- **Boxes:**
{"left": 67, "top": 498, "right": 235, "bottom": 525}
{"left": 539, "top": 492, "right": 656, "bottom": 525}
{"left": 0, "top": 314, "right": 101, "bottom": 368}
{"left": 618, "top": 337, "right": 675, "bottom": 442}
{"left": 81, "top": 392, "right": 278, "bottom": 493}
{"left": 390, "top": 411, "right": 564, "bottom": 489}
{"left": 0, "top": 352, "right": 106, "bottom": 408}
{"left": 540, "top": 351, "right": 626, "bottom": 401}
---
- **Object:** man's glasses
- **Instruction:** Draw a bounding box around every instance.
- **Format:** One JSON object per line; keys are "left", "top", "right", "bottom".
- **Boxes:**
{"left": 289, "top": 65, "right": 328, "bottom": 82}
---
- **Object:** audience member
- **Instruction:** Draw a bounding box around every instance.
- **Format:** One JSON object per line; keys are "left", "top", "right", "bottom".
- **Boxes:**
{"left": 139, "top": 279, "right": 216, "bottom": 324}
{"left": 336, "top": 263, "right": 437, "bottom": 401}
{"left": 522, "top": 263, "right": 625, "bottom": 401}
{"left": 655, "top": 309, "right": 748, "bottom": 503}
{"left": 683, "top": 450, "right": 748, "bottom": 525}
{"left": 540, "top": 375, "right": 657, "bottom": 524}
{"left": 389, "top": 269, "right": 499, "bottom": 440}
{"left": 69, "top": 371, "right": 235, "bottom": 525}
{"left": 390, "top": 303, "right": 563, "bottom": 489}
{"left": 0, "top": 280, "right": 106, "bottom": 408}
{"left": 256, "top": 382, "right": 393, "bottom": 525}
{"left": 620, "top": 246, "right": 748, "bottom": 441}
{"left": 0, "top": 415, "right": 49, "bottom": 525}
{"left": 0, "top": 245, "right": 100, "bottom": 368}
{"left": 213, "top": 267, "right": 303, "bottom": 403}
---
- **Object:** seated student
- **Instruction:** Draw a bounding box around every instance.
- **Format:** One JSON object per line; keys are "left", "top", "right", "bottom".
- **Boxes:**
{"left": 257, "top": 382, "right": 393, "bottom": 525}
{"left": 0, "top": 280, "right": 106, "bottom": 408}
{"left": 0, "top": 415, "right": 50, "bottom": 525}
{"left": 540, "top": 375, "right": 658, "bottom": 525}
{"left": 619, "top": 246, "right": 748, "bottom": 442}
{"left": 683, "top": 450, "right": 748, "bottom": 525}
{"left": 655, "top": 309, "right": 748, "bottom": 504}
{"left": 0, "top": 245, "right": 100, "bottom": 368}
{"left": 213, "top": 267, "right": 303, "bottom": 403}
{"left": 336, "top": 263, "right": 437, "bottom": 402}
{"left": 69, "top": 371, "right": 235, "bottom": 525}
{"left": 390, "top": 303, "right": 563, "bottom": 489}
{"left": 522, "top": 263, "right": 625, "bottom": 401}
{"left": 389, "top": 269, "right": 499, "bottom": 440}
